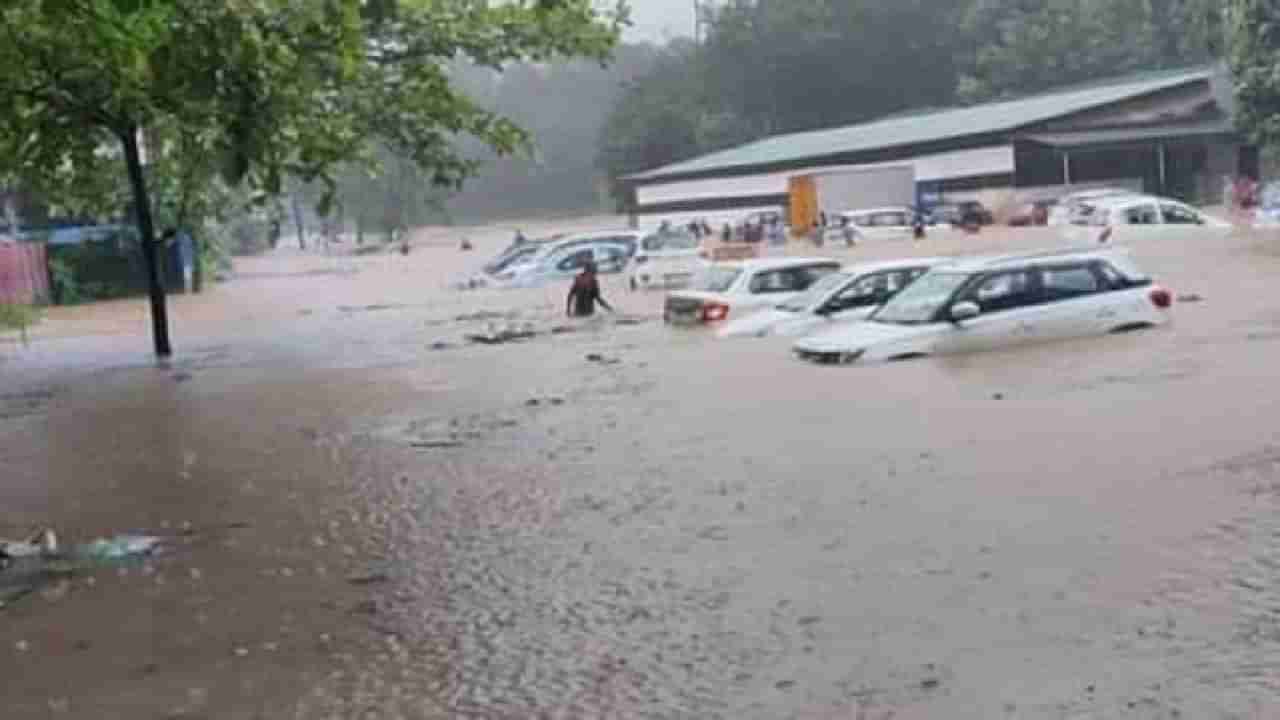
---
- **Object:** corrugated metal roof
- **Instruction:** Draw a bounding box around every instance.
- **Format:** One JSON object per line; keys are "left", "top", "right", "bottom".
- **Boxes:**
{"left": 1021, "top": 118, "right": 1236, "bottom": 149}
{"left": 628, "top": 66, "right": 1215, "bottom": 183}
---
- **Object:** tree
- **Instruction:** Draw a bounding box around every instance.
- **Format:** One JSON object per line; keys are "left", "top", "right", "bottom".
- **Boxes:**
{"left": 1227, "top": 0, "right": 1280, "bottom": 150}
{"left": 0, "top": 0, "right": 625, "bottom": 357}
{"left": 956, "top": 0, "right": 1223, "bottom": 103}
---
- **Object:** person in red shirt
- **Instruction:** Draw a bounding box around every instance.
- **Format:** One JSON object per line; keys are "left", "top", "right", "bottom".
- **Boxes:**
{"left": 566, "top": 261, "right": 614, "bottom": 318}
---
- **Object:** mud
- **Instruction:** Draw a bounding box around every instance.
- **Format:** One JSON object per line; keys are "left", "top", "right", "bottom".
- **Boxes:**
{"left": 2, "top": 220, "right": 1279, "bottom": 718}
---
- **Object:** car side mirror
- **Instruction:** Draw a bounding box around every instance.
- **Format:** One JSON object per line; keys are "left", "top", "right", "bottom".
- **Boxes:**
{"left": 949, "top": 301, "right": 981, "bottom": 324}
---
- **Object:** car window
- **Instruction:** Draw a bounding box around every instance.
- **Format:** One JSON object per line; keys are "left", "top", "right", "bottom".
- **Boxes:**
{"left": 870, "top": 212, "right": 907, "bottom": 227}
{"left": 596, "top": 244, "right": 629, "bottom": 271}
{"left": 1123, "top": 204, "right": 1160, "bottom": 225}
{"left": 1161, "top": 203, "right": 1202, "bottom": 225}
{"left": 833, "top": 272, "right": 892, "bottom": 307}
{"left": 961, "top": 270, "right": 1037, "bottom": 314}
{"left": 750, "top": 269, "right": 802, "bottom": 294}
{"left": 749, "top": 265, "right": 835, "bottom": 294}
{"left": 556, "top": 248, "right": 594, "bottom": 272}
{"left": 1040, "top": 264, "right": 1100, "bottom": 301}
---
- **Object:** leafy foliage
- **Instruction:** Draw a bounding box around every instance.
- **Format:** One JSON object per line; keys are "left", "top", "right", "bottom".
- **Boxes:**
{"left": 1227, "top": 0, "right": 1280, "bottom": 149}
{"left": 596, "top": 0, "right": 1230, "bottom": 196}
{"left": 0, "top": 0, "right": 626, "bottom": 354}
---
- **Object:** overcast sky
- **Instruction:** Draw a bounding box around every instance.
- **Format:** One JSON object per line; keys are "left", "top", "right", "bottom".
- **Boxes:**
{"left": 627, "top": 0, "right": 695, "bottom": 42}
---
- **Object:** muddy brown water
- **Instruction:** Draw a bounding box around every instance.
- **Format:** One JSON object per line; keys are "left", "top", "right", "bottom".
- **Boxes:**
{"left": 2, "top": 221, "right": 1279, "bottom": 719}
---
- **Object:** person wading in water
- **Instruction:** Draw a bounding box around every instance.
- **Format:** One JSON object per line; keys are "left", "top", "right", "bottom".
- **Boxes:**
{"left": 566, "top": 261, "right": 614, "bottom": 318}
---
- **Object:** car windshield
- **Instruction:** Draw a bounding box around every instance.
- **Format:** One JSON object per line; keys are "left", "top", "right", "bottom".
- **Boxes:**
{"left": 486, "top": 245, "right": 542, "bottom": 274}
{"left": 691, "top": 266, "right": 743, "bottom": 293}
{"left": 777, "top": 272, "right": 851, "bottom": 312}
{"left": 872, "top": 271, "right": 971, "bottom": 325}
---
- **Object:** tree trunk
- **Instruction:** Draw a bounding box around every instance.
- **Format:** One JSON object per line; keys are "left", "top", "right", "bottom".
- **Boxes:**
{"left": 121, "top": 127, "right": 173, "bottom": 358}
{"left": 292, "top": 195, "right": 307, "bottom": 250}
{"left": 192, "top": 230, "right": 204, "bottom": 294}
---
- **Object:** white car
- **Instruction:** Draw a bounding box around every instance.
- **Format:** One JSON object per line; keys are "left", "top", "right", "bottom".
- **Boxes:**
{"left": 664, "top": 257, "right": 841, "bottom": 327}
{"left": 793, "top": 248, "right": 1172, "bottom": 365}
{"left": 629, "top": 229, "right": 706, "bottom": 291}
{"left": 718, "top": 258, "right": 946, "bottom": 338}
{"left": 824, "top": 207, "right": 921, "bottom": 245}
{"left": 1065, "top": 195, "right": 1232, "bottom": 245}
{"left": 472, "top": 231, "right": 641, "bottom": 289}
{"left": 1047, "top": 188, "right": 1139, "bottom": 226}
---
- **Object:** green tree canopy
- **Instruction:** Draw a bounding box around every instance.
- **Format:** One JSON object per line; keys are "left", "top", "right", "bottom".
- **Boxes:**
{"left": 0, "top": 0, "right": 626, "bottom": 356}
{"left": 1227, "top": 0, "right": 1280, "bottom": 150}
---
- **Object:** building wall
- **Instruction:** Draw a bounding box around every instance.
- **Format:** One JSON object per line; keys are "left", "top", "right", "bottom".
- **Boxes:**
{"left": 633, "top": 146, "right": 1015, "bottom": 208}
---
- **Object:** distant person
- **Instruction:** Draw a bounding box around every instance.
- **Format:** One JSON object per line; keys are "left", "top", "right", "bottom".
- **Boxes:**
{"left": 767, "top": 218, "right": 786, "bottom": 246}
{"left": 721, "top": 223, "right": 732, "bottom": 243}
{"left": 513, "top": 229, "right": 528, "bottom": 246}
{"left": 566, "top": 261, "right": 614, "bottom": 318}
{"left": 819, "top": 211, "right": 828, "bottom": 228}
{"left": 841, "top": 217, "right": 858, "bottom": 247}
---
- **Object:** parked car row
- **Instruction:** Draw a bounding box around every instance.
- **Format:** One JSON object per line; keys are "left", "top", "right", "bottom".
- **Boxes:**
{"left": 665, "top": 247, "right": 1174, "bottom": 367}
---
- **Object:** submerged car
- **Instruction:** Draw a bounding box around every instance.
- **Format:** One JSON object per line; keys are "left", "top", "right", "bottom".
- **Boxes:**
{"left": 1047, "top": 188, "right": 1139, "bottom": 226}
{"left": 629, "top": 229, "right": 705, "bottom": 291}
{"left": 793, "top": 248, "right": 1172, "bottom": 365}
{"left": 717, "top": 258, "right": 945, "bottom": 339}
{"left": 1065, "top": 195, "right": 1232, "bottom": 245}
{"left": 468, "top": 231, "right": 641, "bottom": 289}
{"left": 664, "top": 257, "right": 840, "bottom": 327}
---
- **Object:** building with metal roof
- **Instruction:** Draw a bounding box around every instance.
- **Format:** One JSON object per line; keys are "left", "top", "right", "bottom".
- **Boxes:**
{"left": 623, "top": 65, "right": 1255, "bottom": 231}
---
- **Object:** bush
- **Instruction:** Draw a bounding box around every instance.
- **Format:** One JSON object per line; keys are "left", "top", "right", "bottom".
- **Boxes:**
{"left": 0, "top": 303, "right": 41, "bottom": 345}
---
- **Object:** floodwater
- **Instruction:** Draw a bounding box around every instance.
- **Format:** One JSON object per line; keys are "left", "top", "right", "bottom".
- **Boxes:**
{"left": 2, "top": 219, "right": 1279, "bottom": 719}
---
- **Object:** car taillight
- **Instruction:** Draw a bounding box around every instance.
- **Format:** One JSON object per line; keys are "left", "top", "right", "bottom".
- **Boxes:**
{"left": 1098, "top": 227, "right": 1113, "bottom": 244}
{"left": 1149, "top": 287, "right": 1172, "bottom": 309}
{"left": 702, "top": 302, "right": 730, "bottom": 323}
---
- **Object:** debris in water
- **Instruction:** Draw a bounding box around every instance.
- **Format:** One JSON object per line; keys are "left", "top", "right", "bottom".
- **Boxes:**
{"left": 410, "top": 440, "right": 464, "bottom": 450}
{"left": 0, "top": 529, "right": 58, "bottom": 560}
{"left": 1177, "top": 293, "right": 1204, "bottom": 303}
{"left": 428, "top": 341, "right": 453, "bottom": 351}
{"left": 586, "top": 353, "right": 621, "bottom": 365}
{"left": 466, "top": 326, "right": 537, "bottom": 345}
{"left": 921, "top": 677, "right": 941, "bottom": 691}
{"left": 460, "top": 238, "right": 474, "bottom": 251}
{"left": 78, "top": 535, "right": 163, "bottom": 561}
{"left": 172, "top": 372, "right": 193, "bottom": 383}
{"left": 347, "top": 572, "right": 391, "bottom": 586}
{"left": 992, "top": 392, "right": 1005, "bottom": 400}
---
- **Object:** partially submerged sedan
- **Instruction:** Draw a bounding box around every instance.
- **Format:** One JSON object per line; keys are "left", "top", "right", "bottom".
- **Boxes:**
{"left": 664, "top": 257, "right": 840, "bottom": 327}
{"left": 794, "top": 248, "right": 1171, "bottom": 364}
{"left": 718, "top": 258, "right": 946, "bottom": 339}
{"left": 1066, "top": 195, "right": 1232, "bottom": 245}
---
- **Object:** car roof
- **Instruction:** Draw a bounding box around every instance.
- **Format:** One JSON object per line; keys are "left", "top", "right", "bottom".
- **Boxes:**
{"left": 842, "top": 257, "right": 953, "bottom": 274}
{"left": 935, "top": 247, "right": 1138, "bottom": 273}
{"left": 840, "top": 206, "right": 912, "bottom": 216}
{"left": 714, "top": 256, "right": 840, "bottom": 272}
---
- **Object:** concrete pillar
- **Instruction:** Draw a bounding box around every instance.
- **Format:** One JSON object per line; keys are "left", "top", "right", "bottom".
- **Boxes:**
{"left": 1158, "top": 143, "right": 1167, "bottom": 194}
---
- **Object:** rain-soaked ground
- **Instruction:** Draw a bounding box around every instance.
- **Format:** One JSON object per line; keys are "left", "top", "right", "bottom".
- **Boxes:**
{"left": 2, "top": 219, "right": 1279, "bottom": 719}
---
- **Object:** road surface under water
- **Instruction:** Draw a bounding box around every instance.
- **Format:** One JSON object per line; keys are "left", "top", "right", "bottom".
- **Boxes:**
{"left": 1, "top": 221, "right": 1278, "bottom": 719}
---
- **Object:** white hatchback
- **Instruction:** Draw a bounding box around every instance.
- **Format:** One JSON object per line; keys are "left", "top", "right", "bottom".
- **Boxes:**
{"left": 629, "top": 229, "right": 706, "bottom": 291}
{"left": 664, "top": 257, "right": 841, "bottom": 327}
{"left": 718, "top": 258, "right": 946, "bottom": 339}
{"left": 1066, "top": 195, "right": 1232, "bottom": 245}
{"left": 793, "top": 248, "right": 1172, "bottom": 364}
